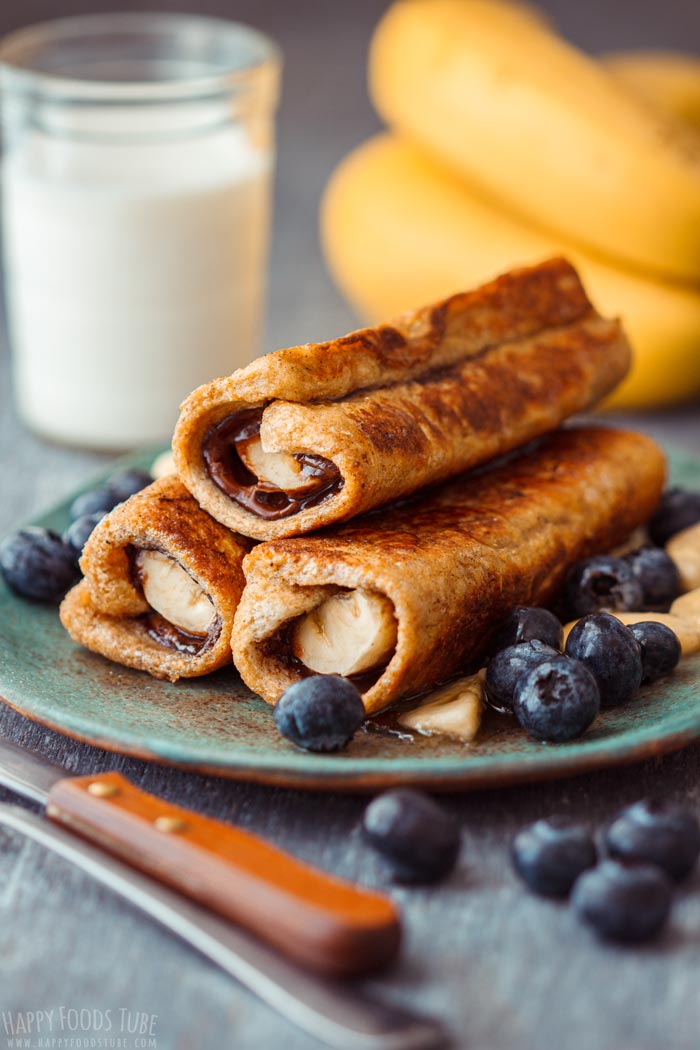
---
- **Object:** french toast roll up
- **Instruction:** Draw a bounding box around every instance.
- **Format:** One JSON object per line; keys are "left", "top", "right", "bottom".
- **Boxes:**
{"left": 231, "top": 428, "right": 665, "bottom": 714}
{"left": 60, "top": 476, "right": 249, "bottom": 681}
{"left": 173, "top": 259, "right": 631, "bottom": 541}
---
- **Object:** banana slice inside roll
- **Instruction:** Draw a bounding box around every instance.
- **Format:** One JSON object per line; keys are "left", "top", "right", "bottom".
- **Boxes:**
{"left": 136, "top": 550, "right": 215, "bottom": 637}
{"left": 291, "top": 589, "right": 398, "bottom": 677}
{"left": 238, "top": 436, "right": 319, "bottom": 495}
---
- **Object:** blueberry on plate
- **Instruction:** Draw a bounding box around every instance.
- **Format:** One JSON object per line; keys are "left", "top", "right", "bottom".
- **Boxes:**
{"left": 624, "top": 546, "right": 680, "bottom": 609}
{"left": 605, "top": 799, "right": 700, "bottom": 881}
{"left": 363, "top": 788, "right": 460, "bottom": 884}
{"left": 565, "top": 613, "right": 643, "bottom": 708}
{"left": 107, "top": 468, "right": 152, "bottom": 503}
{"left": 0, "top": 527, "right": 79, "bottom": 602}
{"left": 513, "top": 656, "right": 600, "bottom": 742}
{"left": 491, "top": 606, "right": 563, "bottom": 653}
{"left": 564, "top": 555, "right": 643, "bottom": 619}
{"left": 63, "top": 512, "right": 106, "bottom": 560}
{"left": 485, "top": 640, "right": 559, "bottom": 713}
{"left": 648, "top": 488, "right": 700, "bottom": 546}
{"left": 69, "top": 485, "right": 121, "bottom": 523}
{"left": 628, "top": 622, "right": 681, "bottom": 684}
{"left": 273, "top": 675, "right": 365, "bottom": 752}
{"left": 511, "top": 816, "right": 597, "bottom": 896}
{"left": 571, "top": 859, "right": 672, "bottom": 943}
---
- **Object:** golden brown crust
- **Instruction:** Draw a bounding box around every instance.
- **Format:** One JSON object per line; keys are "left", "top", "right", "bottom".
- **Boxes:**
{"left": 173, "top": 259, "right": 631, "bottom": 540}
{"left": 60, "top": 476, "right": 249, "bottom": 680}
{"left": 231, "top": 427, "right": 666, "bottom": 713}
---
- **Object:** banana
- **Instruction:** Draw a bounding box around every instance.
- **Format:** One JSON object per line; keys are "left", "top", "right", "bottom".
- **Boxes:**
{"left": 398, "top": 671, "right": 485, "bottom": 742}
{"left": 605, "top": 51, "right": 700, "bottom": 132}
{"left": 320, "top": 134, "right": 700, "bottom": 409}
{"left": 666, "top": 523, "right": 700, "bottom": 592}
{"left": 671, "top": 588, "right": 700, "bottom": 631}
{"left": 237, "top": 435, "right": 318, "bottom": 494}
{"left": 291, "top": 589, "right": 398, "bottom": 677}
{"left": 150, "top": 450, "right": 176, "bottom": 480}
{"left": 135, "top": 550, "right": 214, "bottom": 636}
{"left": 369, "top": 0, "right": 700, "bottom": 282}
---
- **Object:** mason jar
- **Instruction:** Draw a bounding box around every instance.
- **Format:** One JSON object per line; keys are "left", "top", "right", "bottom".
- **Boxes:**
{"left": 0, "top": 13, "right": 280, "bottom": 449}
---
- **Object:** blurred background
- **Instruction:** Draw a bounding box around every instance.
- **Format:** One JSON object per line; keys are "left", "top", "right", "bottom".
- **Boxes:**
{"left": 1, "top": 0, "right": 697, "bottom": 353}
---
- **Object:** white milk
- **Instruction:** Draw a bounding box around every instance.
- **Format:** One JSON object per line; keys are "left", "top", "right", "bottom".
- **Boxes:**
{"left": 2, "top": 120, "right": 272, "bottom": 448}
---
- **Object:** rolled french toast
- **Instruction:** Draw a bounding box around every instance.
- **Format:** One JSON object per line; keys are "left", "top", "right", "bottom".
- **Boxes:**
{"left": 231, "top": 427, "right": 666, "bottom": 714}
{"left": 173, "top": 258, "right": 631, "bottom": 541}
{"left": 60, "top": 476, "right": 249, "bottom": 680}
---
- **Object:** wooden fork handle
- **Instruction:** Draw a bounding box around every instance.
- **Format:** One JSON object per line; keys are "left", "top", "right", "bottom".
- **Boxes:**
{"left": 46, "top": 771, "right": 400, "bottom": 976}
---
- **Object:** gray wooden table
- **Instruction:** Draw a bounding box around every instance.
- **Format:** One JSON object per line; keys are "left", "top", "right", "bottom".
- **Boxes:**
{"left": 1, "top": 2, "right": 700, "bottom": 1048}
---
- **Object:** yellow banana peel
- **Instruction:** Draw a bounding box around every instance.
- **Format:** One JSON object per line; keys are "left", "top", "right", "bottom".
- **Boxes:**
{"left": 321, "top": 135, "right": 700, "bottom": 410}
{"left": 369, "top": 0, "right": 700, "bottom": 283}
{"left": 605, "top": 50, "right": 700, "bottom": 132}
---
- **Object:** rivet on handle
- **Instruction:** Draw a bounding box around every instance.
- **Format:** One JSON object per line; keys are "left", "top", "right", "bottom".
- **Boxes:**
{"left": 154, "top": 815, "right": 189, "bottom": 834}
{"left": 87, "top": 781, "right": 119, "bottom": 799}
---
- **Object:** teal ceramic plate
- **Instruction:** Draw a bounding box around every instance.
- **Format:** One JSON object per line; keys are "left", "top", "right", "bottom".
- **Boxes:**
{"left": 1, "top": 448, "right": 699, "bottom": 791}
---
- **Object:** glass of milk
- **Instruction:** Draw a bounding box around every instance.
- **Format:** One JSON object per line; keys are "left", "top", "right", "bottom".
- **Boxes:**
{"left": 0, "top": 13, "right": 280, "bottom": 449}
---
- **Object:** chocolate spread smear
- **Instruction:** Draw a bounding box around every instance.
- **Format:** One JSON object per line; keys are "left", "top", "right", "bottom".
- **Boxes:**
{"left": 144, "top": 613, "right": 214, "bottom": 656}
{"left": 202, "top": 409, "right": 342, "bottom": 520}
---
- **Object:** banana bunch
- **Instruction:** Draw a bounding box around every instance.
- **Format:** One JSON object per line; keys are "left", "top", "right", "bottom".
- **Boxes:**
{"left": 321, "top": 0, "right": 700, "bottom": 409}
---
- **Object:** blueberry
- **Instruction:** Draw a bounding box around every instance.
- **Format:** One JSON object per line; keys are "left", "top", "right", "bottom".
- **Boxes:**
{"left": 0, "top": 527, "right": 78, "bottom": 602}
{"left": 363, "top": 789, "right": 460, "bottom": 884}
{"left": 491, "top": 606, "right": 563, "bottom": 653}
{"left": 628, "top": 622, "right": 681, "bottom": 684}
{"left": 564, "top": 555, "right": 643, "bottom": 619}
{"left": 273, "top": 675, "right": 365, "bottom": 752}
{"left": 511, "top": 816, "right": 597, "bottom": 896}
{"left": 571, "top": 859, "right": 672, "bottom": 943}
{"left": 513, "top": 656, "right": 600, "bottom": 742}
{"left": 485, "top": 640, "right": 559, "bottom": 713}
{"left": 648, "top": 488, "right": 700, "bottom": 546}
{"left": 107, "top": 468, "right": 152, "bottom": 503}
{"left": 605, "top": 800, "right": 700, "bottom": 881}
{"left": 63, "top": 512, "right": 105, "bottom": 560}
{"left": 565, "top": 613, "right": 643, "bottom": 708}
{"left": 624, "top": 547, "right": 680, "bottom": 609}
{"left": 69, "top": 486, "right": 120, "bottom": 523}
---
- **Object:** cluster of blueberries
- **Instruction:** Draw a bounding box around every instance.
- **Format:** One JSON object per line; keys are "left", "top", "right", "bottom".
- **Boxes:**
{"left": 483, "top": 604, "right": 679, "bottom": 744}
{"left": 357, "top": 787, "right": 700, "bottom": 945}
{"left": 0, "top": 468, "right": 152, "bottom": 602}
{"left": 513, "top": 801, "right": 700, "bottom": 943}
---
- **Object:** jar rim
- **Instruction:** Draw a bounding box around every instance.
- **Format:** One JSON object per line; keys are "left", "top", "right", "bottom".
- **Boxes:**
{"left": 0, "top": 12, "right": 281, "bottom": 104}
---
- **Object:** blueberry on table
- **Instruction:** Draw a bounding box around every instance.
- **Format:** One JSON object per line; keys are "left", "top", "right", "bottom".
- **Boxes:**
{"left": 0, "top": 527, "right": 78, "bottom": 602}
{"left": 69, "top": 485, "right": 121, "bottom": 522}
{"left": 564, "top": 555, "right": 643, "bottom": 619}
{"left": 362, "top": 788, "right": 460, "bottom": 884}
{"left": 571, "top": 859, "right": 672, "bottom": 943}
{"left": 648, "top": 488, "right": 700, "bottom": 546}
{"left": 107, "top": 468, "right": 152, "bottom": 503}
{"left": 513, "top": 656, "right": 600, "bottom": 742}
{"left": 624, "top": 546, "right": 680, "bottom": 609}
{"left": 605, "top": 800, "right": 700, "bottom": 881}
{"left": 565, "top": 613, "right": 643, "bottom": 708}
{"left": 628, "top": 622, "right": 681, "bottom": 684}
{"left": 273, "top": 675, "right": 365, "bottom": 752}
{"left": 511, "top": 816, "right": 597, "bottom": 896}
{"left": 491, "top": 606, "right": 563, "bottom": 653}
{"left": 63, "top": 512, "right": 106, "bottom": 560}
{"left": 485, "top": 639, "right": 559, "bottom": 713}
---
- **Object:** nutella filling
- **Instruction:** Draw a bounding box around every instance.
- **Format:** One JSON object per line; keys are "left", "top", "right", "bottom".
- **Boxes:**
{"left": 144, "top": 614, "right": 213, "bottom": 655}
{"left": 202, "top": 409, "right": 342, "bottom": 520}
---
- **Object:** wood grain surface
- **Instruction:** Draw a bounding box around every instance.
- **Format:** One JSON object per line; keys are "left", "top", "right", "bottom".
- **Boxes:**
{"left": 1, "top": 2, "right": 699, "bottom": 1048}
